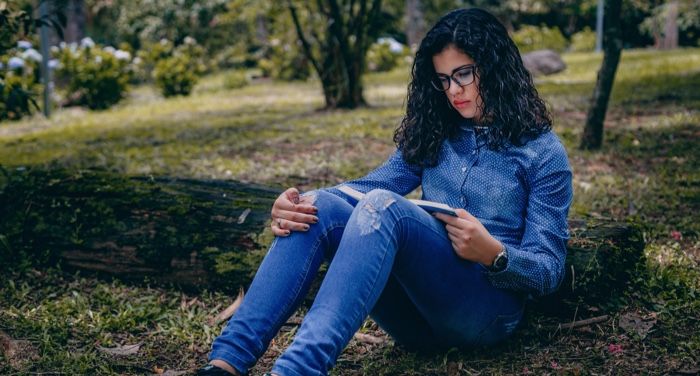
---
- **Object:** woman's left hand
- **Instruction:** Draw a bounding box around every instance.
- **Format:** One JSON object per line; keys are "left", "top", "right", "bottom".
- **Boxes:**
{"left": 433, "top": 209, "right": 503, "bottom": 265}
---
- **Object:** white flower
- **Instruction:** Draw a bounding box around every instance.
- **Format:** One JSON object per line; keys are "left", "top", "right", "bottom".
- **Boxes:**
{"left": 8, "top": 57, "right": 25, "bottom": 70}
{"left": 22, "top": 48, "right": 43, "bottom": 63}
{"left": 50, "top": 45, "right": 59, "bottom": 53}
{"left": 17, "top": 40, "right": 33, "bottom": 50}
{"left": 114, "top": 50, "right": 131, "bottom": 61}
{"left": 95, "top": 55, "right": 103, "bottom": 64}
{"left": 80, "top": 37, "right": 95, "bottom": 48}
{"left": 160, "top": 38, "right": 170, "bottom": 45}
{"left": 104, "top": 46, "right": 116, "bottom": 54}
{"left": 59, "top": 41, "right": 67, "bottom": 49}
{"left": 377, "top": 37, "right": 405, "bottom": 54}
{"left": 48, "top": 59, "right": 60, "bottom": 70}
{"left": 183, "top": 36, "right": 196, "bottom": 45}
{"left": 132, "top": 56, "right": 143, "bottom": 65}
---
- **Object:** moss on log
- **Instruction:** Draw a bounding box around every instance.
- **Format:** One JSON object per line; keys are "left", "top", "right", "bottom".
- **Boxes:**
{"left": 0, "top": 167, "right": 644, "bottom": 302}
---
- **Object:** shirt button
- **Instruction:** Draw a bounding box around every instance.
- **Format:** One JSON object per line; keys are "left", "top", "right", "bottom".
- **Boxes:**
{"left": 461, "top": 166, "right": 467, "bottom": 172}
{"left": 472, "top": 150, "right": 476, "bottom": 155}
{"left": 460, "top": 197, "right": 466, "bottom": 204}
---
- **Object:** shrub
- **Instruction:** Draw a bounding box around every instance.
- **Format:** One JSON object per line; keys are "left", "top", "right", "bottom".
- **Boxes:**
{"left": 0, "top": 41, "right": 43, "bottom": 120}
{"left": 54, "top": 39, "right": 132, "bottom": 110}
{"left": 223, "top": 70, "right": 249, "bottom": 90}
{"left": 366, "top": 37, "right": 409, "bottom": 72}
{"left": 153, "top": 54, "right": 198, "bottom": 97}
{"left": 513, "top": 25, "right": 568, "bottom": 53}
{"left": 570, "top": 27, "right": 597, "bottom": 52}
{"left": 258, "top": 39, "right": 310, "bottom": 81}
{"left": 133, "top": 39, "right": 174, "bottom": 84}
{"left": 151, "top": 37, "right": 206, "bottom": 97}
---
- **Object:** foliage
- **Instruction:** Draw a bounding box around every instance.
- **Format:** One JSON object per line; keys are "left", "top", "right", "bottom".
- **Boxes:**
{"left": 0, "top": 48, "right": 699, "bottom": 374}
{"left": 222, "top": 70, "right": 249, "bottom": 90}
{"left": 513, "top": 24, "right": 569, "bottom": 53}
{"left": 0, "top": 2, "right": 38, "bottom": 121}
{"left": 258, "top": 40, "right": 310, "bottom": 81}
{"left": 366, "top": 37, "right": 409, "bottom": 72}
{"left": 640, "top": 0, "right": 700, "bottom": 47}
{"left": 152, "top": 38, "right": 206, "bottom": 97}
{"left": 84, "top": 0, "right": 229, "bottom": 52}
{"left": 53, "top": 39, "right": 132, "bottom": 110}
{"left": 570, "top": 26, "right": 596, "bottom": 52}
{"left": 132, "top": 39, "right": 174, "bottom": 83}
{"left": 1, "top": 42, "right": 42, "bottom": 120}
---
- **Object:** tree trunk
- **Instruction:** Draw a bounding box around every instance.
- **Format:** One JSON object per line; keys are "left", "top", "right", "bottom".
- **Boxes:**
{"left": 661, "top": 0, "right": 679, "bottom": 50}
{"left": 287, "top": 0, "right": 379, "bottom": 109}
{"left": 405, "top": 0, "right": 426, "bottom": 52}
{"left": 64, "top": 0, "right": 86, "bottom": 44}
{"left": 580, "top": 0, "right": 623, "bottom": 150}
{"left": 0, "top": 168, "right": 645, "bottom": 308}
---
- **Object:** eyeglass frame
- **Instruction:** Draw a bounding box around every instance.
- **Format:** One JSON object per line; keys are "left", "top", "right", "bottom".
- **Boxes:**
{"left": 431, "top": 64, "right": 477, "bottom": 91}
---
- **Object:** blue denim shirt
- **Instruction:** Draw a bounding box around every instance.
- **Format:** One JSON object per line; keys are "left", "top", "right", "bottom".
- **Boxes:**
{"left": 325, "top": 124, "right": 573, "bottom": 297}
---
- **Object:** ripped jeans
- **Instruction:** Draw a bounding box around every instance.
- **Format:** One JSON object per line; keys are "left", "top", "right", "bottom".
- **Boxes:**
{"left": 209, "top": 189, "right": 525, "bottom": 376}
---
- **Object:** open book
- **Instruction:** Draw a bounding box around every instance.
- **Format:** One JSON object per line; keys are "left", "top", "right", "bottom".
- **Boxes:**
{"left": 337, "top": 185, "right": 458, "bottom": 216}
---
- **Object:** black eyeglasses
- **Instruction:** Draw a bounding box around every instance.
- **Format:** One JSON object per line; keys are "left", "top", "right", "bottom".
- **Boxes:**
{"left": 431, "top": 64, "right": 476, "bottom": 91}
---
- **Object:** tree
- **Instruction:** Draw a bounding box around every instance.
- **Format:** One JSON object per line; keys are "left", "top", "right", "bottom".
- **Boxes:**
{"left": 405, "top": 0, "right": 426, "bottom": 50}
{"left": 580, "top": 0, "right": 623, "bottom": 150}
{"left": 286, "top": 0, "right": 383, "bottom": 109}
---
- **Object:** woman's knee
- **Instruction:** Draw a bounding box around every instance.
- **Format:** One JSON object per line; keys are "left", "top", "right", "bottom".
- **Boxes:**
{"left": 352, "top": 189, "right": 412, "bottom": 235}
{"left": 302, "top": 189, "right": 353, "bottom": 225}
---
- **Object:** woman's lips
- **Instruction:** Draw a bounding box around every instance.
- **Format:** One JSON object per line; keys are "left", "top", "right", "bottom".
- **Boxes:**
{"left": 453, "top": 99, "right": 470, "bottom": 108}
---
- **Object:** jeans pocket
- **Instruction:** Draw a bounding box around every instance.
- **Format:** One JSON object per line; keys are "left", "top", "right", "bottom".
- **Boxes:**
{"left": 475, "top": 306, "right": 524, "bottom": 346}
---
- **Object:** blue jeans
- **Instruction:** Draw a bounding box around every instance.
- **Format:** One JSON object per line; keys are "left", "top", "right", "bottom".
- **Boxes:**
{"left": 209, "top": 189, "right": 524, "bottom": 376}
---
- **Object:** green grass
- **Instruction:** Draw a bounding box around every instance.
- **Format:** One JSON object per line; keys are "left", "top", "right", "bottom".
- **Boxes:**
{"left": 1, "top": 48, "right": 699, "bottom": 374}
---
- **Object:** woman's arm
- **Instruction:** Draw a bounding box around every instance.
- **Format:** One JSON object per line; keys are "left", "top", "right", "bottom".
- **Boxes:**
{"left": 484, "top": 140, "right": 573, "bottom": 296}
{"left": 321, "top": 149, "right": 423, "bottom": 204}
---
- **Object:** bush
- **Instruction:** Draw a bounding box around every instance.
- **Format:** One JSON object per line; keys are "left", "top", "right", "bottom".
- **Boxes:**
{"left": 258, "top": 39, "right": 310, "bottom": 81}
{"left": 151, "top": 37, "right": 206, "bottom": 97}
{"left": 54, "top": 39, "right": 132, "bottom": 110}
{"left": 366, "top": 37, "right": 409, "bottom": 72}
{"left": 153, "top": 54, "right": 199, "bottom": 97}
{"left": 223, "top": 70, "right": 249, "bottom": 90}
{"left": 570, "top": 27, "right": 597, "bottom": 52}
{"left": 1, "top": 41, "right": 43, "bottom": 121}
{"left": 513, "top": 25, "right": 568, "bottom": 53}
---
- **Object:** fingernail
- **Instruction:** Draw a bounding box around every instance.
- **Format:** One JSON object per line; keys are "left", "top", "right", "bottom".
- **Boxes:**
{"left": 304, "top": 225, "right": 310, "bottom": 230}
{"left": 285, "top": 231, "right": 290, "bottom": 235}
{"left": 312, "top": 217, "right": 319, "bottom": 223}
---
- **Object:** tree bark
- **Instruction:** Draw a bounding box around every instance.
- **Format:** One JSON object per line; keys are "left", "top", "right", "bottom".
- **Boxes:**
{"left": 64, "top": 0, "right": 86, "bottom": 44}
{"left": 0, "top": 168, "right": 645, "bottom": 308}
{"left": 579, "top": 0, "right": 623, "bottom": 150}
{"left": 287, "top": 0, "right": 380, "bottom": 109}
{"left": 405, "top": 0, "right": 426, "bottom": 52}
{"left": 661, "top": 0, "right": 679, "bottom": 50}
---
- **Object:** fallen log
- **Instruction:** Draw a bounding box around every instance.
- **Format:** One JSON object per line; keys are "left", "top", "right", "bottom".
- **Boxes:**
{"left": 0, "top": 167, "right": 644, "bottom": 305}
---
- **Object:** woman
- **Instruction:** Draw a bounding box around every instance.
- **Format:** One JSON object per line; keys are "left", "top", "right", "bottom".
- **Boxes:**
{"left": 198, "top": 7, "right": 572, "bottom": 376}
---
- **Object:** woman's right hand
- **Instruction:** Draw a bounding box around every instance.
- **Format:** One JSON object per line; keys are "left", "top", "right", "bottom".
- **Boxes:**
{"left": 270, "top": 188, "right": 319, "bottom": 237}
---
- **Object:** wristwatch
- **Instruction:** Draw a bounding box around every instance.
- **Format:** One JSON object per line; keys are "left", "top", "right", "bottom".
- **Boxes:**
{"left": 488, "top": 245, "right": 508, "bottom": 272}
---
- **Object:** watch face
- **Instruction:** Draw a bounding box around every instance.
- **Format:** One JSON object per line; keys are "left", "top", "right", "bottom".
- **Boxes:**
{"left": 494, "top": 254, "right": 507, "bottom": 269}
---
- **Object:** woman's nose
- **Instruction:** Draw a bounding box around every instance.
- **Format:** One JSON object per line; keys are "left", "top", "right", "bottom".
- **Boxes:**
{"left": 448, "top": 80, "right": 464, "bottom": 97}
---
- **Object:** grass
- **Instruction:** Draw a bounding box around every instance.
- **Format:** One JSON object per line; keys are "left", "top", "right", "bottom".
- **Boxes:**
{"left": 1, "top": 48, "right": 699, "bottom": 374}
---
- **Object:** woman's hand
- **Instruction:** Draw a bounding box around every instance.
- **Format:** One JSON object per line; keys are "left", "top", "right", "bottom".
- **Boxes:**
{"left": 270, "top": 188, "right": 319, "bottom": 237}
{"left": 433, "top": 209, "right": 502, "bottom": 265}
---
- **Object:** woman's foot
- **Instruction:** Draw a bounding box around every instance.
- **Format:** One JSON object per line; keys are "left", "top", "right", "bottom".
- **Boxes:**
{"left": 196, "top": 360, "right": 240, "bottom": 375}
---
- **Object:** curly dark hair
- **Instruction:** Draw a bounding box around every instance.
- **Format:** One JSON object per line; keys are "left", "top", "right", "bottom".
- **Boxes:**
{"left": 394, "top": 8, "right": 552, "bottom": 166}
